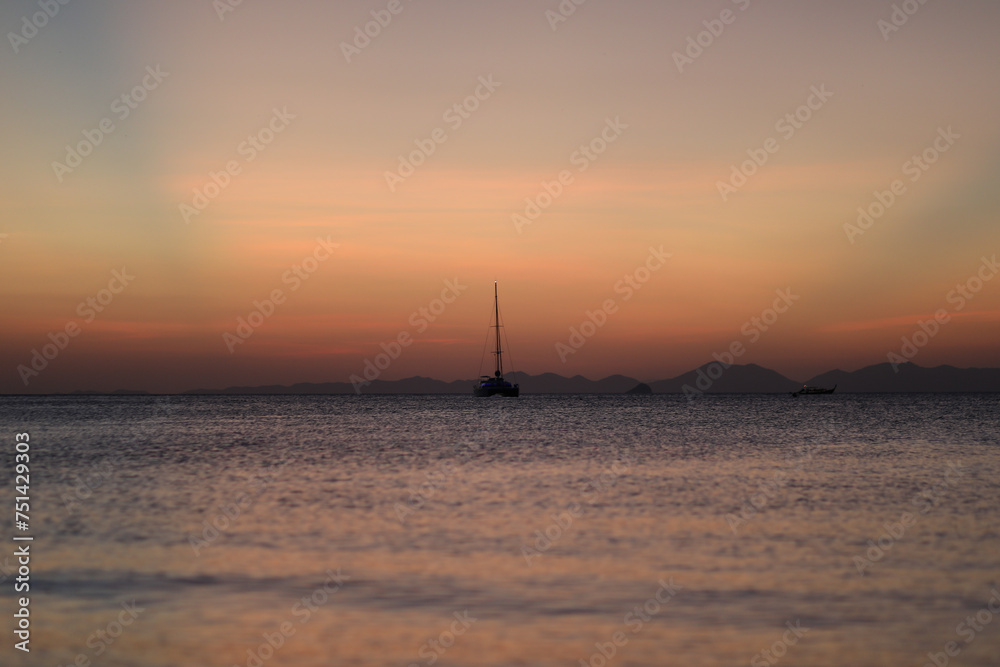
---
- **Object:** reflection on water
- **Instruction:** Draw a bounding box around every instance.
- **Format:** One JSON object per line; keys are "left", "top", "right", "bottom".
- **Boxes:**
{"left": 2, "top": 394, "right": 999, "bottom": 666}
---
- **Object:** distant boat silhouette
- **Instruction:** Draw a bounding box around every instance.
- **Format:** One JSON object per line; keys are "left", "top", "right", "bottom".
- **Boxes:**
{"left": 474, "top": 282, "right": 519, "bottom": 397}
{"left": 791, "top": 384, "right": 836, "bottom": 397}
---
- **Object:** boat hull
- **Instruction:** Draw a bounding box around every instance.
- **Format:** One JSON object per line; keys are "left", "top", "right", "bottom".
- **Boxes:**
{"left": 473, "top": 384, "right": 519, "bottom": 397}
{"left": 791, "top": 385, "right": 836, "bottom": 397}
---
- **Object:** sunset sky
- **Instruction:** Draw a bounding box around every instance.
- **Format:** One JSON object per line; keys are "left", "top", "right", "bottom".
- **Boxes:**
{"left": 2, "top": 0, "right": 999, "bottom": 393}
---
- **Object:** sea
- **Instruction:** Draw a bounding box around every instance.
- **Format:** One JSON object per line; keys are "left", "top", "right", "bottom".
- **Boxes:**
{"left": 1, "top": 393, "right": 999, "bottom": 667}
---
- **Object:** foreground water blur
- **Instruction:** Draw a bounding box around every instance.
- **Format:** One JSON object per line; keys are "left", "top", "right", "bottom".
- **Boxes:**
{"left": 1, "top": 393, "right": 999, "bottom": 666}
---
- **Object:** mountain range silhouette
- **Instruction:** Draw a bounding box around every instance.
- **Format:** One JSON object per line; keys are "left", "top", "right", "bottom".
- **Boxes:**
{"left": 171, "top": 362, "right": 1000, "bottom": 395}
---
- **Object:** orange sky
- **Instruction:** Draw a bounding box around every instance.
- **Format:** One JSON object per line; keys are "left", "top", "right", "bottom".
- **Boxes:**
{"left": 1, "top": 0, "right": 999, "bottom": 393}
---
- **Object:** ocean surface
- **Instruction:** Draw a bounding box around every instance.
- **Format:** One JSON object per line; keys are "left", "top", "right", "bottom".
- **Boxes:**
{"left": 1, "top": 394, "right": 999, "bottom": 666}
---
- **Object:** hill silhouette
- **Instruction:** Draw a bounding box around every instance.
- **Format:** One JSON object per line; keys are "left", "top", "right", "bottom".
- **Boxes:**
{"left": 649, "top": 363, "right": 800, "bottom": 393}
{"left": 804, "top": 362, "right": 1000, "bottom": 393}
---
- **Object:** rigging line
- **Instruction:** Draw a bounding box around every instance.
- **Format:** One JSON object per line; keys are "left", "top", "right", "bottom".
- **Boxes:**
{"left": 477, "top": 297, "right": 494, "bottom": 378}
{"left": 498, "top": 303, "right": 517, "bottom": 380}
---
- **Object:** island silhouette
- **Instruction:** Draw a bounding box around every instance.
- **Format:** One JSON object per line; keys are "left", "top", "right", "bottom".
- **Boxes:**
{"left": 152, "top": 362, "right": 1000, "bottom": 395}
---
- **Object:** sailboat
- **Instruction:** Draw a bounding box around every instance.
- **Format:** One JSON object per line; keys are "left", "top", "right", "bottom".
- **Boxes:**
{"left": 473, "top": 282, "right": 520, "bottom": 397}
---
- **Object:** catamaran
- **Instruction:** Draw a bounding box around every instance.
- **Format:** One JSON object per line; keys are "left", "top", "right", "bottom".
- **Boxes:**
{"left": 474, "top": 282, "right": 520, "bottom": 397}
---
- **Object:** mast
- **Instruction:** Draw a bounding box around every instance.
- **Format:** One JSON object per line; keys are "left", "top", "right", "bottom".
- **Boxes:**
{"left": 494, "top": 281, "right": 503, "bottom": 377}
